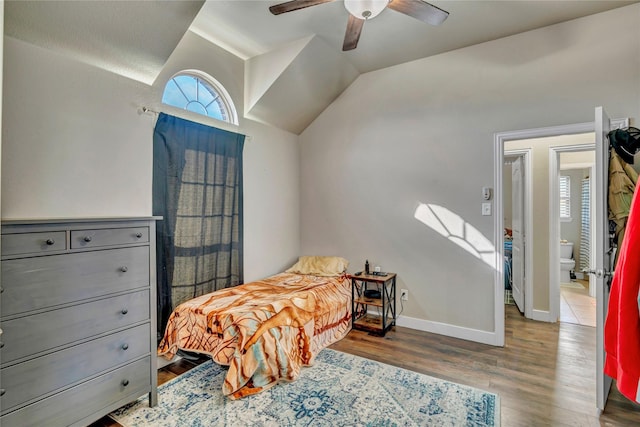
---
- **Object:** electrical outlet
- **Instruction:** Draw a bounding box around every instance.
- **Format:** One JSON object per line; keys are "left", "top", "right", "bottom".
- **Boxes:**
{"left": 401, "top": 289, "right": 409, "bottom": 301}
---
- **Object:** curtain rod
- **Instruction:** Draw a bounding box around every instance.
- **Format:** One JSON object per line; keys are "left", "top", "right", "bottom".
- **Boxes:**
{"left": 140, "top": 106, "right": 158, "bottom": 115}
{"left": 139, "top": 106, "right": 252, "bottom": 142}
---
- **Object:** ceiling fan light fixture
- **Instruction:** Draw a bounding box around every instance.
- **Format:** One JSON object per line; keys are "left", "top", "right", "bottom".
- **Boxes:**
{"left": 344, "top": 0, "right": 389, "bottom": 20}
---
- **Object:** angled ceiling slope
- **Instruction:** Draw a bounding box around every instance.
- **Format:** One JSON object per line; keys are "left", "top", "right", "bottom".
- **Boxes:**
{"left": 245, "top": 35, "right": 312, "bottom": 115}
{"left": 245, "top": 35, "right": 359, "bottom": 134}
{"left": 4, "top": 0, "right": 205, "bottom": 85}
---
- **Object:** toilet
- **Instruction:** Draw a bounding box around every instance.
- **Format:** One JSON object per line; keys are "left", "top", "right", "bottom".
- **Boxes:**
{"left": 560, "top": 241, "right": 575, "bottom": 284}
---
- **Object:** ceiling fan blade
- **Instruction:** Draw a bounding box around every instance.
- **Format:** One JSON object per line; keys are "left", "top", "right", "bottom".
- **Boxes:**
{"left": 343, "top": 14, "right": 364, "bottom": 51}
{"left": 269, "top": 0, "right": 335, "bottom": 15}
{"left": 388, "top": 0, "right": 449, "bottom": 26}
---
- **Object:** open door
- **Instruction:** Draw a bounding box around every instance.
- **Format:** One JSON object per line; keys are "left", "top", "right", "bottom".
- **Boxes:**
{"left": 592, "top": 106, "right": 613, "bottom": 411}
{"left": 511, "top": 157, "right": 525, "bottom": 313}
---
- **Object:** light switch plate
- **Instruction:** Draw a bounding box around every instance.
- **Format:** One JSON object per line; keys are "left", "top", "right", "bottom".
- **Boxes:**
{"left": 482, "top": 203, "right": 492, "bottom": 216}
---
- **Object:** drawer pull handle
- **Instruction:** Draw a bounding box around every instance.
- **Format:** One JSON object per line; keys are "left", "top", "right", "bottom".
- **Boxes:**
{"left": 0, "top": 341, "right": 4, "bottom": 349}
{"left": 83, "top": 236, "right": 93, "bottom": 242}
{"left": 135, "top": 232, "right": 143, "bottom": 238}
{"left": 45, "top": 238, "right": 55, "bottom": 245}
{"left": 122, "top": 343, "right": 129, "bottom": 351}
{"left": 0, "top": 287, "right": 4, "bottom": 294}
{"left": 120, "top": 266, "right": 128, "bottom": 273}
{"left": 0, "top": 389, "right": 5, "bottom": 397}
{"left": 121, "top": 308, "right": 129, "bottom": 315}
{"left": 122, "top": 379, "right": 129, "bottom": 387}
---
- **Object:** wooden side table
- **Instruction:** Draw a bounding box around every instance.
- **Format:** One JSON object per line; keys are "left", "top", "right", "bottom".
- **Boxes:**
{"left": 350, "top": 272, "right": 397, "bottom": 336}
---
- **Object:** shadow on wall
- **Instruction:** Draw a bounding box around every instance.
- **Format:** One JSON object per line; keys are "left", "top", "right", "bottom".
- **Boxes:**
{"left": 414, "top": 203, "right": 497, "bottom": 270}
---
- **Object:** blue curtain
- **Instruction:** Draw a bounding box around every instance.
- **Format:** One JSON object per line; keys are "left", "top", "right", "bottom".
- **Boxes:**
{"left": 153, "top": 113, "right": 244, "bottom": 339}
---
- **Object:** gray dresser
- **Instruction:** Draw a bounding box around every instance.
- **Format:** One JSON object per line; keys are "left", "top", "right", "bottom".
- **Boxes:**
{"left": 0, "top": 217, "right": 159, "bottom": 427}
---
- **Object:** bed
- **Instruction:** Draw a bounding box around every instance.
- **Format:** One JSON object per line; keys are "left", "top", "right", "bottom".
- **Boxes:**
{"left": 158, "top": 256, "right": 352, "bottom": 399}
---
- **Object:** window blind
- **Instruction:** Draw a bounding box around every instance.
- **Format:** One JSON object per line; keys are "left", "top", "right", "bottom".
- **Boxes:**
{"left": 580, "top": 177, "right": 590, "bottom": 272}
{"left": 559, "top": 175, "right": 571, "bottom": 219}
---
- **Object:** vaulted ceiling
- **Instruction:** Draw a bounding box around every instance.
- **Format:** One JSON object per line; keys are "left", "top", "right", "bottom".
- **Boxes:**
{"left": 5, "top": 0, "right": 638, "bottom": 134}
{"left": 4, "top": 0, "right": 206, "bottom": 85}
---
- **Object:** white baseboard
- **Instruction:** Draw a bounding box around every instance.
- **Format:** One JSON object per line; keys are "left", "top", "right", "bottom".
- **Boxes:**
{"left": 396, "top": 314, "right": 501, "bottom": 346}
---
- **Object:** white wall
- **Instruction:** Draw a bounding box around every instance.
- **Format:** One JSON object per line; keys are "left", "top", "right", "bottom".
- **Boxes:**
{"left": 2, "top": 37, "right": 154, "bottom": 218}
{"left": 1, "top": 31, "right": 301, "bottom": 282}
{"left": 242, "top": 118, "right": 301, "bottom": 281}
{"left": 299, "top": 4, "right": 640, "bottom": 340}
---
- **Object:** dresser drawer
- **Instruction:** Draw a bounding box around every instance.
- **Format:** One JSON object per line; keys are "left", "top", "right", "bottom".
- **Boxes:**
{"left": 1, "top": 323, "right": 150, "bottom": 413}
{"left": 1, "top": 246, "right": 149, "bottom": 317}
{"left": 1, "top": 290, "right": 150, "bottom": 365}
{"left": 1, "top": 231, "right": 66, "bottom": 256}
{"left": 71, "top": 226, "right": 149, "bottom": 249}
{"left": 0, "top": 356, "right": 151, "bottom": 427}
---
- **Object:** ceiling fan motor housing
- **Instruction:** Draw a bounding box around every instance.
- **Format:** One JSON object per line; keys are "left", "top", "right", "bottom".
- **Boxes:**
{"left": 344, "top": 0, "right": 390, "bottom": 20}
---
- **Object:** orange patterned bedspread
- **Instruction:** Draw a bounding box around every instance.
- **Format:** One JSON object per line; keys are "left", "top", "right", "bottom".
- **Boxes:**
{"left": 158, "top": 273, "right": 352, "bottom": 399}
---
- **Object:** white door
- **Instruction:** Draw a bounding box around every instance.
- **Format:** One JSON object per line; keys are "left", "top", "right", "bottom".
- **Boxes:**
{"left": 593, "top": 106, "right": 613, "bottom": 411}
{"left": 511, "top": 157, "right": 525, "bottom": 313}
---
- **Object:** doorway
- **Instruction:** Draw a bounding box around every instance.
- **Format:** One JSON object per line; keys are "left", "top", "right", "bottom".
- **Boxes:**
{"left": 556, "top": 149, "right": 596, "bottom": 327}
{"left": 494, "top": 121, "right": 612, "bottom": 340}
{"left": 502, "top": 133, "right": 595, "bottom": 322}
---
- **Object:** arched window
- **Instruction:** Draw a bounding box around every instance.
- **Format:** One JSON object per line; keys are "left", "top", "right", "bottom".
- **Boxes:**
{"left": 162, "top": 70, "right": 238, "bottom": 125}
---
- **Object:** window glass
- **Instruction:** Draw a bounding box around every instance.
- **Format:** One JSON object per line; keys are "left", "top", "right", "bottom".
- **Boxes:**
{"left": 162, "top": 71, "right": 237, "bottom": 124}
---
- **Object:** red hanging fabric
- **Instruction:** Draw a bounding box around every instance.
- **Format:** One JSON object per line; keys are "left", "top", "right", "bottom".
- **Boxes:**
{"left": 604, "top": 181, "right": 640, "bottom": 403}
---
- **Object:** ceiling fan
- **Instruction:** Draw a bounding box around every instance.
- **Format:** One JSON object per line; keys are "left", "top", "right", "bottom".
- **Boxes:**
{"left": 269, "top": 0, "right": 449, "bottom": 51}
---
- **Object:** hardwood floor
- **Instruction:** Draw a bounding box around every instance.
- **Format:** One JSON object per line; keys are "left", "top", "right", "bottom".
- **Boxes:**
{"left": 91, "top": 305, "right": 640, "bottom": 426}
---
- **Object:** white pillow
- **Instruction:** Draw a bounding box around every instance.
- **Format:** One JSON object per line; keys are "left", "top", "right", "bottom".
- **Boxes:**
{"left": 286, "top": 256, "right": 349, "bottom": 277}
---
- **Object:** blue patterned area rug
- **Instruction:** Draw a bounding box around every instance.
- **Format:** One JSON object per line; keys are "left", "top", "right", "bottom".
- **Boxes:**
{"left": 111, "top": 349, "right": 499, "bottom": 426}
